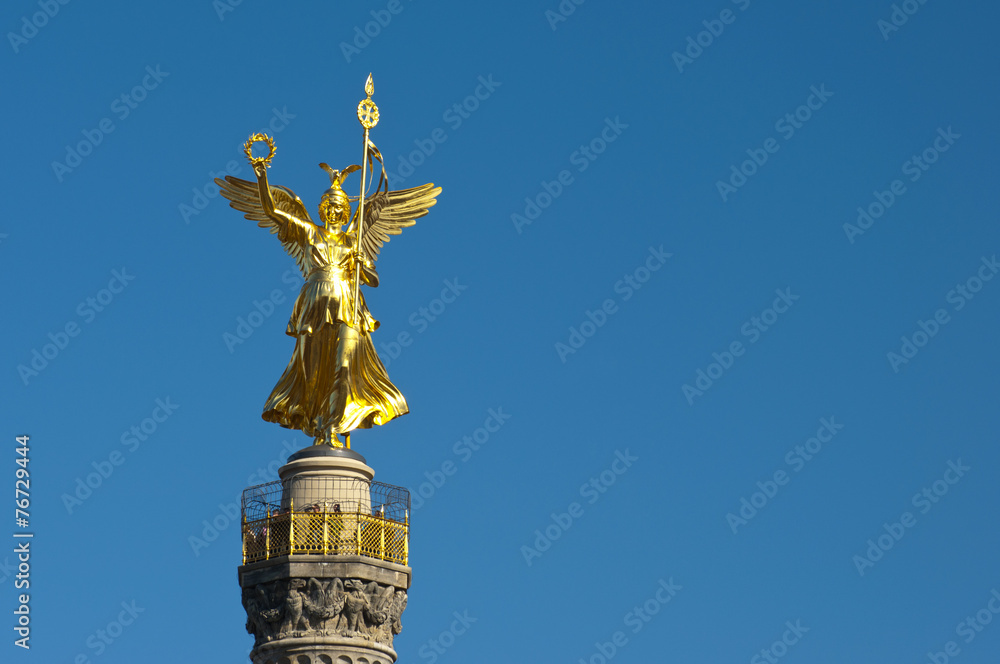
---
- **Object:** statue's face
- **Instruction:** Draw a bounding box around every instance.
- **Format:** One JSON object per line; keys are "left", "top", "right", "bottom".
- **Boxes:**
{"left": 322, "top": 197, "right": 351, "bottom": 229}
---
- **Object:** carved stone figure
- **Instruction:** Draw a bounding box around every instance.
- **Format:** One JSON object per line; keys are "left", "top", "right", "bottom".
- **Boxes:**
{"left": 243, "top": 582, "right": 285, "bottom": 641}
{"left": 339, "top": 579, "right": 371, "bottom": 634}
{"left": 281, "top": 579, "right": 309, "bottom": 635}
{"left": 389, "top": 590, "right": 408, "bottom": 641}
{"left": 304, "top": 578, "right": 346, "bottom": 632}
{"left": 364, "top": 582, "right": 393, "bottom": 639}
{"left": 243, "top": 576, "right": 407, "bottom": 648}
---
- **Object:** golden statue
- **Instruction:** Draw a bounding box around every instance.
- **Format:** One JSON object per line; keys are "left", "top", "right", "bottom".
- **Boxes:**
{"left": 216, "top": 75, "right": 441, "bottom": 447}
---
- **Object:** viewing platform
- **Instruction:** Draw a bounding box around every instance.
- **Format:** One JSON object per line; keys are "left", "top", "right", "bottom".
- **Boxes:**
{"left": 240, "top": 452, "right": 410, "bottom": 566}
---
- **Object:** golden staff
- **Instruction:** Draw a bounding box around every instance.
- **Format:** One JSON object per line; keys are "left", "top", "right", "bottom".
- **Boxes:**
{"left": 353, "top": 73, "right": 379, "bottom": 326}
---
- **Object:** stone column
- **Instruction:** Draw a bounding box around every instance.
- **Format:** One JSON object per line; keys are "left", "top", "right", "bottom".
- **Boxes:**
{"left": 239, "top": 446, "right": 411, "bottom": 664}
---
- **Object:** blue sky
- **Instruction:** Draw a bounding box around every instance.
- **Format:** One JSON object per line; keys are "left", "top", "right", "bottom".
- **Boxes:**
{"left": 4, "top": 0, "right": 1000, "bottom": 662}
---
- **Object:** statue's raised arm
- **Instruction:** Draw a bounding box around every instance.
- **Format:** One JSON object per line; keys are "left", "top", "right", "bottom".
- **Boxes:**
{"left": 215, "top": 135, "right": 320, "bottom": 277}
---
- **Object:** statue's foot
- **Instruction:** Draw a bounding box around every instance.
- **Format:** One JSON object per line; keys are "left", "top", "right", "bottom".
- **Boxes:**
{"left": 313, "top": 432, "right": 343, "bottom": 447}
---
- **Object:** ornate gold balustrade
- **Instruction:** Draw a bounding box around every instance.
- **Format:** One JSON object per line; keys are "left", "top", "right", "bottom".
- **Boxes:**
{"left": 242, "top": 508, "right": 409, "bottom": 565}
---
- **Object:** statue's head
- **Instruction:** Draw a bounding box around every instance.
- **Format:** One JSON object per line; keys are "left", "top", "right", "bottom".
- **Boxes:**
{"left": 319, "top": 187, "right": 350, "bottom": 228}
{"left": 318, "top": 163, "right": 358, "bottom": 229}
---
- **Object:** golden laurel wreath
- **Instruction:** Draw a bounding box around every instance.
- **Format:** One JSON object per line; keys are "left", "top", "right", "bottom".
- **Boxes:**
{"left": 244, "top": 132, "right": 276, "bottom": 167}
{"left": 357, "top": 98, "right": 379, "bottom": 130}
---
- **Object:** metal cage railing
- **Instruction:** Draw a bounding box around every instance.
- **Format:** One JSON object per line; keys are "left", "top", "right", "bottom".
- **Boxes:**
{"left": 241, "top": 476, "right": 409, "bottom": 565}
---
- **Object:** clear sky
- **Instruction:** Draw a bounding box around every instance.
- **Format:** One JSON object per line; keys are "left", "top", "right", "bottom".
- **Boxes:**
{"left": 4, "top": 0, "right": 1000, "bottom": 662}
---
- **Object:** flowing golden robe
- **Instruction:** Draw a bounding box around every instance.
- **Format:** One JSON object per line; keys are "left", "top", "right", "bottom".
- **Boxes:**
{"left": 261, "top": 216, "right": 407, "bottom": 438}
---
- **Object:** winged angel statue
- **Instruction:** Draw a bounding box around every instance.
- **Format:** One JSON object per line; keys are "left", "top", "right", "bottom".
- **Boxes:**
{"left": 215, "top": 126, "right": 440, "bottom": 447}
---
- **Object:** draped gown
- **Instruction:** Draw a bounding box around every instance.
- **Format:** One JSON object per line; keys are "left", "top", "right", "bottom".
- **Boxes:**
{"left": 261, "top": 216, "right": 408, "bottom": 439}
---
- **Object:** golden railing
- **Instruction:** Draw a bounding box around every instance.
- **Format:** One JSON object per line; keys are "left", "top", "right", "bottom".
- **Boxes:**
{"left": 242, "top": 509, "right": 409, "bottom": 565}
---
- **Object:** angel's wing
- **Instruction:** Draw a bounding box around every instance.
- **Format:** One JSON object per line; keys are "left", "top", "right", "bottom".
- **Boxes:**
{"left": 215, "top": 175, "right": 319, "bottom": 276}
{"left": 357, "top": 183, "right": 441, "bottom": 266}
